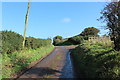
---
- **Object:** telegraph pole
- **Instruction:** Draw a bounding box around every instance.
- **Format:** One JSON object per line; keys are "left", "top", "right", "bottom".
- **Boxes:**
{"left": 22, "top": 1, "right": 31, "bottom": 49}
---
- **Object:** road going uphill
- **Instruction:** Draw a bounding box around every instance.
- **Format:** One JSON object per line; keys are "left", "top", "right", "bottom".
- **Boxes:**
{"left": 18, "top": 46, "right": 76, "bottom": 78}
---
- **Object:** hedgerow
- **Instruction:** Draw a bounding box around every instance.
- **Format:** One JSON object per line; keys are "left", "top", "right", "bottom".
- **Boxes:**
{"left": 68, "top": 36, "right": 84, "bottom": 45}
{"left": 53, "top": 35, "right": 84, "bottom": 46}
{"left": 25, "top": 37, "right": 51, "bottom": 49}
{"left": 2, "top": 31, "right": 52, "bottom": 54}
{"left": 72, "top": 41, "right": 120, "bottom": 79}
{"left": 2, "top": 31, "right": 23, "bottom": 54}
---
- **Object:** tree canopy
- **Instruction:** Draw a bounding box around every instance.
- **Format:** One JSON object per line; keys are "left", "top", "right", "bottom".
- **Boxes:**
{"left": 54, "top": 35, "right": 62, "bottom": 40}
{"left": 80, "top": 27, "right": 100, "bottom": 36}
{"left": 99, "top": 1, "right": 120, "bottom": 51}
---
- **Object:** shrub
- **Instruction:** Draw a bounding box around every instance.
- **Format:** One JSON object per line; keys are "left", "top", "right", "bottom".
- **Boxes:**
{"left": 25, "top": 37, "right": 51, "bottom": 49}
{"left": 53, "top": 35, "right": 84, "bottom": 46}
{"left": 53, "top": 35, "right": 63, "bottom": 46}
{"left": 68, "top": 36, "right": 84, "bottom": 45}
{"left": 53, "top": 39, "right": 61, "bottom": 46}
{"left": 2, "top": 31, "right": 23, "bottom": 54}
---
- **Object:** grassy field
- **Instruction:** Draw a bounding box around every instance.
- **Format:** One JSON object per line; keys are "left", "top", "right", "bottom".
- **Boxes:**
{"left": 2, "top": 45, "right": 54, "bottom": 79}
{"left": 72, "top": 41, "right": 120, "bottom": 78}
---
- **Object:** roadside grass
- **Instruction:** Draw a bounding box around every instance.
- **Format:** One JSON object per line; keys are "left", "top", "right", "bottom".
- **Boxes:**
{"left": 0, "top": 54, "right": 2, "bottom": 80}
{"left": 72, "top": 41, "right": 120, "bottom": 78}
{"left": 2, "top": 45, "right": 54, "bottom": 79}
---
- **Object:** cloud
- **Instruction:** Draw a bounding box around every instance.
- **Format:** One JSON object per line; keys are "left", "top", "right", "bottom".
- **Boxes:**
{"left": 62, "top": 18, "right": 71, "bottom": 23}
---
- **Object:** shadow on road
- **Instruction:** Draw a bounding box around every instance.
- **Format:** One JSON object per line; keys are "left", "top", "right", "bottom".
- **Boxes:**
{"left": 18, "top": 46, "right": 76, "bottom": 79}
{"left": 20, "top": 67, "right": 61, "bottom": 77}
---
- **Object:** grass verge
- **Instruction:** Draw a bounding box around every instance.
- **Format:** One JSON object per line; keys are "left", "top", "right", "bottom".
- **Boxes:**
{"left": 71, "top": 41, "right": 120, "bottom": 79}
{"left": 2, "top": 45, "right": 54, "bottom": 79}
{"left": 0, "top": 54, "right": 2, "bottom": 79}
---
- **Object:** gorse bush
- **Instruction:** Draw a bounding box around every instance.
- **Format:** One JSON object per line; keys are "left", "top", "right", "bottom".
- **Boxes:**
{"left": 72, "top": 41, "right": 120, "bottom": 79}
{"left": 2, "top": 31, "right": 52, "bottom": 54}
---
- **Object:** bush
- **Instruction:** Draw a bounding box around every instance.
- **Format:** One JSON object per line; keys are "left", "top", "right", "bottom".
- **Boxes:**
{"left": 2, "top": 31, "right": 23, "bottom": 54}
{"left": 53, "top": 36, "right": 63, "bottom": 46}
{"left": 25, "top": 37, "right": 51, "bottom": 49}
{"left": 53, "top": 35, "right": 84, "bottom": 46}
{"left": 53, "top": 39, "right": 61, "bottom": 46}
{"left": 68, "top": 36, "right": 84, "bottom": 45}
{"left": 83, "top": 35, "right": 89, "bottom": 40}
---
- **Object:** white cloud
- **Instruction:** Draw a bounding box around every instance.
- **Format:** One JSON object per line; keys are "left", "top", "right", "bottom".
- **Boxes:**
{"left": 62, "top": 18, "right": 71, "bottom": 23}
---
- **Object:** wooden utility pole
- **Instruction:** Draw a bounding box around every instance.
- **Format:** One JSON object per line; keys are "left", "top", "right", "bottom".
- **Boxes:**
{"left": 22, "top": 1, "right": 31, "bottom": 49}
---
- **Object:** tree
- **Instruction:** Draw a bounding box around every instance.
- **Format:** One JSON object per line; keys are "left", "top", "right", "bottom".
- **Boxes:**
{"left": 53, "top": 39, "right": 61, "bottom": 45}
{"left": 22, "top": 1, "right": 31, "bottom": 49}
{"left": 54, "top": 35, "right": 62, "bottom": 40}
{"left": 80, "top": 27, "right": 100, "bottom": 36}
{"left": 99, "top": 1, "right": 120, "bottom": 51}
{"left": 53, "top": 35, "right": 62, "bottom": 45}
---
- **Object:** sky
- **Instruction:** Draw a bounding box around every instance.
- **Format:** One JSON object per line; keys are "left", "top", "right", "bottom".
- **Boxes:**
{"left": 2, "top": 2, "right": 109, "bottom": 39}
{"left": 1, "top": 0, "right": 111, "bottom": 2}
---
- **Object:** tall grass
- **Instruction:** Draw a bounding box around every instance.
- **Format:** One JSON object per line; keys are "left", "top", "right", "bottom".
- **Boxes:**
{"left": 2, "top": 45, "right": 54, "bottom": 79}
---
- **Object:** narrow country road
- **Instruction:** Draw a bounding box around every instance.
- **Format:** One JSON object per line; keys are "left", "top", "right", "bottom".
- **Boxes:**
{"left": 18, "top": 46, "right": 76, "bottom": 78}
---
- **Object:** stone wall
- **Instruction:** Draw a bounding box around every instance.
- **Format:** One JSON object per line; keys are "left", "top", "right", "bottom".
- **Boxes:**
{"left": 88, "top": 36, "right": 111, "bottom": 42}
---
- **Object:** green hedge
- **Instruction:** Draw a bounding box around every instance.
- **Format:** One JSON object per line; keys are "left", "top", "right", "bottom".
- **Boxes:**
{"left": 72, "top": 42, "right": 120, "bottom": 79}
{"left": 68, "top": 36, "right": 84, "bottom": 44}
{"left": 25, "top": 37, "right": 51, "bottom": 49}
{"left": 2, "top": 31, "right": 23, "bottom": 54}
{"left": 53, "top": 35, "right": 84, "bottom": 46}
{"left": 2, "top": 31, "right": 52, "bottom": 54}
